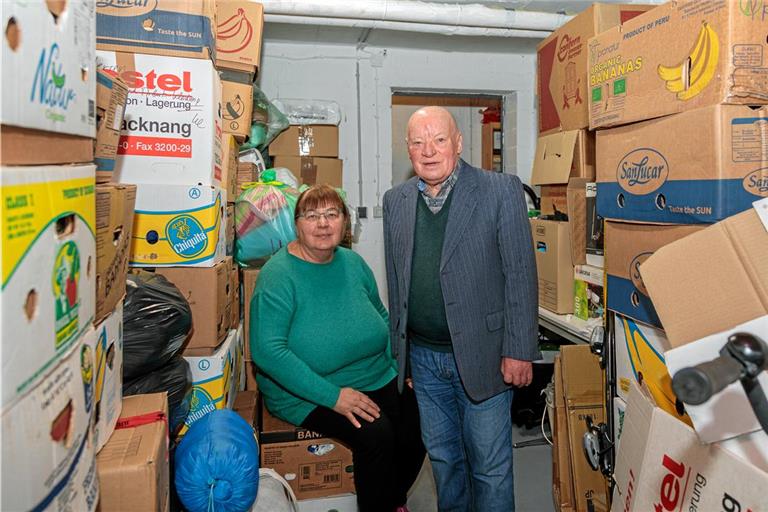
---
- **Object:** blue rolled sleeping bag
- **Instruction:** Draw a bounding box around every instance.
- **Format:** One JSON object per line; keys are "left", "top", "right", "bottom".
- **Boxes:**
{"left": 175, "top": 409, "right": 260, "bottom": 512}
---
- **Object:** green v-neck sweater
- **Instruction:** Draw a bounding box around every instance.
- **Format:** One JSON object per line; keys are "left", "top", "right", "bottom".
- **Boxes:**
{"left": 407, "top": 192, "right": 454, "bottom": 353}
{"left": 250, "top": 247, "right": 397, "bottom": 425}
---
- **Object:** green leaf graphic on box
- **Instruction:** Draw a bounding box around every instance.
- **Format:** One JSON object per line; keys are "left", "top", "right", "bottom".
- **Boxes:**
{"left": 52, "top": 69, "right": 66, "bottom": 89}
{"left": 614, "top": 78, "right": 626, "bottom": 95}
{"left": 592, "top": 86, "right": 602, "bottom": 102}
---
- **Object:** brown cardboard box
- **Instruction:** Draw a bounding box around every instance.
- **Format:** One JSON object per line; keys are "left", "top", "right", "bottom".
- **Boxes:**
{"left": 552, "top": 357, "right": 576, "bottom": 511}
{"left": 0, "top": 127, "right": 93, "bottom": 165}
{"left": 234, "top": 390, "right": 258, "bottom": 429}
{"left": 596, "top": 104, "right": 768, "bottom": 225}
{"left": 215, "top": 1, "right": 264, "bottom": 74}
{"left": 640, "top": 206, "right": 768, "bottom": 348}
{"left": 96, "top": 184, "right": 137, "bottom": 324}
{"left": 537, "top": 4, "right": 652, "bottom": 134}
{"left": 531, "top": 219, "right": 574, "bottom": 314}
{"left": 221, "top": 76, "right": 254, "bottom": 141}
{"left": 244, "top": 361, "right": 258, "bottom": 391}
{"left": 605, "top": 221, "right": 704, "bottom": 328}
{"left": 611, "top": 381, "right": 768, "bottom": 512}
{"left": 269, "top": 125, "right": 339, "bottom": 157}
{"left": 230, "top": 260, "right": 241, "bottom": 328}
{"left": 96, "top": 1, "right": 216, "bottom": 60}
{"left": 567, "top": 178, "right": 589, "bottom": 266}
{"left": 560, "top": 345, "right": 608, "bottom": 512}
{"left": 588, "top": 2, "right": 768, "bottom": 130}
{"left": 242, "top": 268, "right": 261, "bottom": 360}
{"left": 221, "top": 134, "right": 240, "bottom": 202}
{"left": 272, "top": 156, "right": 343, "bottom": 188}
{"left": 260, "top": 403, "right": 355, "bottom": 500}
{"left": 155, "top": 257, "right": 235, "bottom": 352}
{"left": 97, "top": 393, "right": 170, "bottom": 512}
{"left": 226, "top": 204, "right": 235, "bottom": 257}
{"left": 237, "top": 161, "right": 259, "bottom": 189}
{"left": 95, "top": 70, "right": 128, "bottom": 182}
{"left": 532, "top": 130, "right": 596, "bottom": 186}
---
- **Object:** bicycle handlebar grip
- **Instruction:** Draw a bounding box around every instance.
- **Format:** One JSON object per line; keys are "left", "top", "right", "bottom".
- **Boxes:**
{"left": 672, "top": 356, "right": 744, "bottom": 406}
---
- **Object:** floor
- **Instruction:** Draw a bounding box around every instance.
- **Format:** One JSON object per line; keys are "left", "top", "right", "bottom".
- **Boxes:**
{"left": 406, "top": 424, "right": 555, "bottom": 512}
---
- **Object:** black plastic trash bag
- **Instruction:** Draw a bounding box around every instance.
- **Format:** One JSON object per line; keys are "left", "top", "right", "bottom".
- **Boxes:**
{"left": 123, "top": 354, "right": 193, "bottom": 439}
{"left": 123, "top": 271, "right": 192, "bottom": 381}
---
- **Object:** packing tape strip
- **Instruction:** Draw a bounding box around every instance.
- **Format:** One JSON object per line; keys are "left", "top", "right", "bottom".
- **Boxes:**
{"left": 115, "top": 411, "right": 167, "bottom": 430}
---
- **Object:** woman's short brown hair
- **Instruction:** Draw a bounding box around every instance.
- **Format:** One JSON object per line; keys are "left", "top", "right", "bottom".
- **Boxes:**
{"left": 294, "top": 184, "right": 349, "bottom": 221}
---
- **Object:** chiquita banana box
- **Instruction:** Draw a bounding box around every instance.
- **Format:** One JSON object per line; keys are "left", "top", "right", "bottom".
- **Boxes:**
{"left": 130, "top": 184, "right": 226, "bottom": 267}
{"left": 1, "top": 164, "right": 96, "bottom": 409}
{"left": 180, "top": 324, "right": 244, "bottom": 436}
{"left": 1, "top": 331, "right": 100, "bottom": 512}
{"left": 588, "top": 1, "right": 768, "bottom": 130}
{"left": 614, "top": 314, "right": 690, "bottom": 426}
{"left": 88, "top": 300, "right": 123, "bottom": 453}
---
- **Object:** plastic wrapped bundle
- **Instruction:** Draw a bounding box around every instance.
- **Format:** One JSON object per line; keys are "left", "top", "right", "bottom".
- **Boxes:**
{"left": 123, "top": 271, "right": 192, "bottom": 381}
{"left": 272, "top": 99, "right": 341, "bottom": 126}
{"left": 234, "top": 176, "right": 300, "bottom": 266}
{"left": 123, "top": 355, "right": 193, "bottom": 439}
{"left": 175, "top": 409, "right": 260, "bottom": 512}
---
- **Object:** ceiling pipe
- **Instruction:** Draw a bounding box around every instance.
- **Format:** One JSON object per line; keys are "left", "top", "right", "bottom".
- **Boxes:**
{"left": 265, "top": 13, "right": 552, "bottom": 38}
{"left": 260, "top": 0, "right": 572, "bottom": 32}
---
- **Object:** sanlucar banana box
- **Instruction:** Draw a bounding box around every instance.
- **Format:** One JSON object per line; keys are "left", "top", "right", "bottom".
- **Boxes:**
{"left": 130, "top": 184, "right": 226, "bottom": 267}
{"left": 95, "top": 50, "right": 223, "bottom": 187}
{"left": 1, "top": 0, "right": 96, "bottom": 138}
{"left": 597, "top": 104, "right": 768, "bottom": 224}
{"left": 180, "top": 324, "right": 244, "bottom": 435}
{"left": 614, "top": 314, "right": 690, "bottom": 425}
{"left": 1, "top": 331, "right": 100, "bottom": 512}
{"left": 1, "top": 164, "right": 96, "bottom": 409}
{"left": 588, "top": 1, "right": 768, "bottom": 130}
{"left": 89, "top": 301, "right": 124, "bottom": 453}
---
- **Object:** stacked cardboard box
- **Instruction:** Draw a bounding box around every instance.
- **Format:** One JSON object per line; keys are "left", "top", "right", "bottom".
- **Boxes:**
{"left": 270, "top": 125, "right": 343, "bottom": 188}
{"left": 533, "top": 4, "right": 651, "bottom": 317}
{"left": 0, "top": 3, "right": 103, "bottom": 509}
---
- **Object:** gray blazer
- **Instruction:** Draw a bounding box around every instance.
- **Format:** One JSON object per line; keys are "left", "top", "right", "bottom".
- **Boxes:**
{"left": 383, "top": 159, "right": 540, "bottom": 402}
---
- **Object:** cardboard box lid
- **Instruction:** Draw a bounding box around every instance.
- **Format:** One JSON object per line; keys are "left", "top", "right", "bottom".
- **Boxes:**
{"left": 567, "top": 178, "right": 589, "bottom": 266}
{"left": 560, "top": 345, "right": 603, "bottom": 403}
{"left": 260, "top": 401, "right": 326, "bottom": 443}
{"left": 532, "top": 131, "right": 579, "bottom": 185}
{"left": 641, "top": 205, "right": 768, "bottom": 348}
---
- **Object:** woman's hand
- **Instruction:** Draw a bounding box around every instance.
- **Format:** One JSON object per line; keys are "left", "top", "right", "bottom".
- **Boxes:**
{"left": 333, "top": 387, "right": 381, "bottom": 428}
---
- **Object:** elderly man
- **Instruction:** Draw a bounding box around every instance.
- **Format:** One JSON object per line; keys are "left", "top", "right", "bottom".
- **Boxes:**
{"left": 383, "top": 106, "right": 539, "bottom": 512}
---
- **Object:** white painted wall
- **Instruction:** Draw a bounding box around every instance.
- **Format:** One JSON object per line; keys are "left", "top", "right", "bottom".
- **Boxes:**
{"left": 258, "top": 34, "right": 539, "bottom": 296}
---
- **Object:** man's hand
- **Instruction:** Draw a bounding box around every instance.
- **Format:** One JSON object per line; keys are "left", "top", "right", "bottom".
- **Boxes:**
{"left": 333, "top": 387, "right": 381, "bottom": 428}
{"left": 501, "top": 357, "right": 533, "bottom": 387}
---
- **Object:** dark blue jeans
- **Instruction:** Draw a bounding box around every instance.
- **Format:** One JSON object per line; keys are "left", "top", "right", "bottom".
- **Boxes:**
{"left": 410, "top": 344, "right": 514, "bottom": 512}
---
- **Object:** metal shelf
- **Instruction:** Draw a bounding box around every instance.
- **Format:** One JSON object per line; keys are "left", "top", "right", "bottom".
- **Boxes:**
{"left": 538, "top": 307, "right": 597, "bottom": 345}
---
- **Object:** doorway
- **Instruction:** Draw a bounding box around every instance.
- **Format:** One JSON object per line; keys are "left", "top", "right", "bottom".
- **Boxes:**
{"left": 391, "top": 92, "right": 509, "bottom": 186}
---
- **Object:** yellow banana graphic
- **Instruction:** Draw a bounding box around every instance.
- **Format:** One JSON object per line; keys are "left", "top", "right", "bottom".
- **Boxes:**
{"left": 657, "top": 22, "right": 719, "bottom": 101}
{"left": 620, "top": 317, "right": 691, "bottom": 425}
{"left": 94, "top": 328, "right": 107, "bottom": 408}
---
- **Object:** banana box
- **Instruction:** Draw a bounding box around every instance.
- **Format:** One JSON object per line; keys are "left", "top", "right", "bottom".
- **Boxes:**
{"left": 597, "top": 104, "right": 768, "bottom": 224}
{"left": 589, "top": 1, "right": 768, "bottom": 130}
{"left": 221, "top": 74, "right": 254, "bottom": 141}
{"left": 180, "top": 324, "right": 244, "bottom": 435}
{"left": 96, "top": 0, "right": 215, "bottom": 60}
{"left": 89, "top": 301, "right": 124, "bottom": 453}
{"left": 1, "top": 332, "right": 100, "bottom": 512}
{"left": 130, "top": 184, "right": 226, "bottom": 268}
{"left": 215, "top": 0, "right": 264, "bottom": 74}
{"left": 1, "top": 165, "right": 96, "bottom": 410}
{"left": 1, "top": 0, "right": 96, "bottom": 138}
{"left": 605, "top": 221, "right": 704, "bottom": 328}
{"left": 95, "top": 51, "right": 223, "bottom": 187}
{"left": 613, "top": 314, "right": 689, "bottom": 426}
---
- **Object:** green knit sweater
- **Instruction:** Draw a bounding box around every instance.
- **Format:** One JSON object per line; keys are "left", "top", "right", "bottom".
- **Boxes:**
{"left": 250, "top": 247, "right": 397, "bottom": 425}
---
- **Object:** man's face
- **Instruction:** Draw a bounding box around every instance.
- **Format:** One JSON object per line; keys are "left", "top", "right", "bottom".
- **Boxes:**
{"left": 407, "top": 111, "right": 463, "bottom": 186}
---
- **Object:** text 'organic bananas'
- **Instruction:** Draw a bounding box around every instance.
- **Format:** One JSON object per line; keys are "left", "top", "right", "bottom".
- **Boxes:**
{"left": 657, "top": 22, "right": 719, "bottom": 101}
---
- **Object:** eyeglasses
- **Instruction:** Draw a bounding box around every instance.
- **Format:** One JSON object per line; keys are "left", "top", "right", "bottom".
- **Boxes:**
{"left": 298, "top": 208, "right": 342, "bottom": 223}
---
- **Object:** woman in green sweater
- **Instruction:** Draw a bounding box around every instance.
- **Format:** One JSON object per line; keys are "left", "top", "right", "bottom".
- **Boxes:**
{"left": 251, "top": 185, "right": 424, "bottom": 512}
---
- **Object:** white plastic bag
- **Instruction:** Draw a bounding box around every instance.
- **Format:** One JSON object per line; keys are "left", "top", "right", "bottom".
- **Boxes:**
{"left": 251, "top": 468, "right": 299, "bottom": 512}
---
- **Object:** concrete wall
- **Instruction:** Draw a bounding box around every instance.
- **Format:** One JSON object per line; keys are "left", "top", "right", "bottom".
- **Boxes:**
{"left": 259, "top": 34, "right": 538, "bottom": 296}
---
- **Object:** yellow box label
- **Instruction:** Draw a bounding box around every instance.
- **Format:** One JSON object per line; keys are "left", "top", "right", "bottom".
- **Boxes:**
{"left": 131, "top": 195, "right": 222, "bottom": 265}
